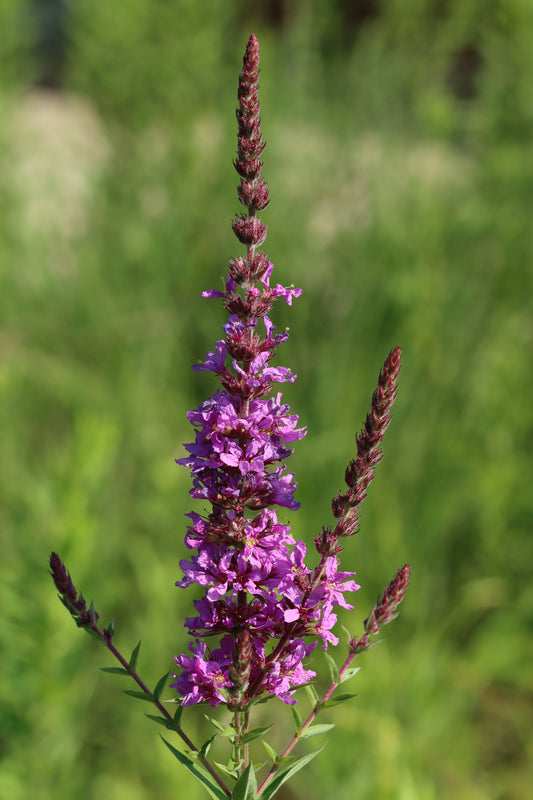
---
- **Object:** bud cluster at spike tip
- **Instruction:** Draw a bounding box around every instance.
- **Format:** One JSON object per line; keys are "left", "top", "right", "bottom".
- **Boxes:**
{"left": 171, "top": 34, "right": 361, "bottom": 708}
{"left": 49, "top": 551, "right": 99, "bottom": 628}
{"left": 171, "top": 34, "right": 407, "bottom": 711}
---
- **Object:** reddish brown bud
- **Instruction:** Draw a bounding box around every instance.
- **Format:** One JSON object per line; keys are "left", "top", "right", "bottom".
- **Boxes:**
{"left": 232, "top": 215, "right": 267, "bottom": 246}
{"left": 237, "top": 179, "right": 269, "bottom": 210}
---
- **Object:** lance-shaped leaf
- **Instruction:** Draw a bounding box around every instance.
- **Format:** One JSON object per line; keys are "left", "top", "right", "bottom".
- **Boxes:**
{"left": 232, "top": 763, "right": 257, "bottom": 800}
{"left": 339, "top": 667, "right": 361, "bottom": 684}
{"left": 258, "top": 745, "right": 326, "bottom": 800}
{"left": 239, "top": 725, "right": 273, "bottom": 745}
{"left": 145, "top": 713, "right": 175, "bottom": 731}
{"left": 290, "top": 705, "right": 302, "bottom": 734}
{"left": 153, "top": 671, "right": 170, "bottom": 701}
{"left": 204, "top": 714, "right": 226, "bottom": 733}
{"left": 305, "top": 684, "right": 319, "bottom": 707}
{"left": 321, "top": 692, "right": 357, "bottom": 708}
{"left": 299, "top": 723, "right": 335, "bottom": 739}
{"left": 199, "top": 735, "right": 217, "bottom": 759}
{"left": 128, "top": 641, "right": 141, "bottom": 671}
{"left": 174, "top": 705, "right": 184, "bottom": 727}
{"left": 123, "top": 690, "right": 155, "bottom": 704}
{"left": 213, "top": 762, "right": 240, "bottom": 780}
{"left": 160, "top": 737, "right": 228, "bottom": 800}
{"left": 100, "top": 666, "right": 129, "bottom": 676}
{"left": 262, "top": 740, "right": 278, "bottom": 763}
{"left": 323, "top": 651, "right": 340, "bottom": 685}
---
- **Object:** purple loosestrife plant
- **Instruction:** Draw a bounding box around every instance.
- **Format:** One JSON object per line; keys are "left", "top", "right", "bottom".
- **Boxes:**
{"left": 50, "top": 34, "right": 410, "bottom": 800}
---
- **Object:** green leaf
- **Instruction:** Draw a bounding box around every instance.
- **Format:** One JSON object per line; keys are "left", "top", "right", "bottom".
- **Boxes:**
{"left": 232, "top": 763, "right": 257, "bottom": 800}
{"left": 323, "top": 651, "right": 340, "bottom": 685}
{"left": 340, "top": 623, "right": 352, "bottom": 644}
{"left": 100, "top": 666, "right": 129, "bottom": 675}
{"left": 321, "top": 692, "right": 357, "bottom": 708}
{"left": 299, "top": 723, "right": 335, "bottom": 739}
{"left": 105, "top": 620, "right": 115, "bottom": 641}
{"left": 153, "top": 671, "right": 170, "bottom": 701}
{"left": 160, "top": 737, "right": 228, "bottom": 800}
{"left": 204, "top": 714, "right": 226, "bottom": 732}
{"left": 239, "top": 725, "right": 273, "bottom": 745}
{"left": 275, "top": 755, "right": 297, "bottom": 765}
{"left": 174, "top": 705, "right": 184, "bottom": 727}
{"left": 199, "top": 735, "right": 217, "bottom": 759}
{"left": 213, "top": 762, "right": 240, "bottom": 780}
{"left": 262, "top": 740, "right": 278, "bottom": 763}
{"left": 123, "top": 689, "right": 154, "bottom": 703}
{"left": 84, "top": 626, "right": 103, "bottom": 642}
{"left": 339, "top": 667, "right": 361, "bottom": 684}
{"left": 129, "top": 641, "right": 141, "bottom": 671}
{"left": 258, "top": 745, "right": 326, "bottom": 800}
{"left": 304, "top": 684, "right": 319, "bottom": 706}
{"left": 290, "top": 705, "right": 302, "bottom": 734}
{"left": 145, "top": 713, "right": 175, "bottom": 731}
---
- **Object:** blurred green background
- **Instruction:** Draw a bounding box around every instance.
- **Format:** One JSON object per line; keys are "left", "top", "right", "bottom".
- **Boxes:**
{"left": 1, "top": 1, "right": 532, "bottom": 798}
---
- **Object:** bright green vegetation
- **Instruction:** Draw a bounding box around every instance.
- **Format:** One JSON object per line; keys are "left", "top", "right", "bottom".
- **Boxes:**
{"left": 1, "top": 2, "right": 532, "bottom": 799}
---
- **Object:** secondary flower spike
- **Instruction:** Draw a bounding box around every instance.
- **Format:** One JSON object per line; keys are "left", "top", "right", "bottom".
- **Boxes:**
{"left": 349, "top": 563, "right": 411, "bottom": 654}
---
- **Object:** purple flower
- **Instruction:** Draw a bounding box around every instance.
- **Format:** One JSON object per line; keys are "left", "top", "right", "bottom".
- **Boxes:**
{"left": 173, "top": 34, "right": 379, "bottom": 709}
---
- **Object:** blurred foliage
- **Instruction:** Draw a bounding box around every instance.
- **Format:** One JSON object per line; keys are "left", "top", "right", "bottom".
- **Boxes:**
{"left": 1, "top": 1, "right": 532, "bottom": 799}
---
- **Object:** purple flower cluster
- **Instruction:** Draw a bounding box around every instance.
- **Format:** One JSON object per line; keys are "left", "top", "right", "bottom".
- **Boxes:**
{"left": 171, "top": 35, "right": 360, "bottom": 709}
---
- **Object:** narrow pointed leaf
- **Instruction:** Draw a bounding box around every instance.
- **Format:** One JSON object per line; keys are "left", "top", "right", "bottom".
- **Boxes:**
{"left": 153, "top": 671, "right": 170, "bottom": 701}
{"left": 174, "top": 705, "right": 184, "bottom": 727}
{"left": 123, "top": 689, "right": 154, "bottom": 703}
{"left": 290, "top": 705, "right": 302, "bottom": 734}
{"left": 204, "top": 715, "right": 226, "bottom": 733}
{"left": 84, "top": 627, "right": 103, "bottom": 642}
{"left": 339, "top": 667, "right": 361, "bottom": 684}
{"left": 324, "top": 651, "right": 340, "bottom": 685}
{"left": 100, "top": 666, "right": 129, "bottom": 675}
{"left": 258, "top": 745, "right": 326, "bottom": 800}
{"left": 240, "top": 725, "right": 273, "bottom": 745}
{"left": 262, "top": 740, "right": 278, "bottom": 763}
{"left": 322, "top": 692, "right": 357, "bottom": 708}
{"left": 275, "top": 755, "right": 297, "bottom": 765}
{"left": 232, "top": 763, "right": 257, "bottom": 800}
{"left": 199, "top": 735, "right": 217, "bottom": 759}
{"left": 145, "top": 713, "right": 175, "bottom": 731}
{"left": 213, "top": 762, "right": 240, "bottom": 780}
{"left": 129, "top": 641, "right": 141, "bottom": 671}
{"left": 305, "top": 684, "right": 319, "bottom": 706}
{"left": 160, "top": 737, "right": 228, "bottom": 800}
{"left": 299, "top": 723, "right": 335, "bottom": 739}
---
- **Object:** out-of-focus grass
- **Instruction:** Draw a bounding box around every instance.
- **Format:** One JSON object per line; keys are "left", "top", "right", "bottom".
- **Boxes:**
{"left": 1, "top": 2, "right": 532, "bottom": 799}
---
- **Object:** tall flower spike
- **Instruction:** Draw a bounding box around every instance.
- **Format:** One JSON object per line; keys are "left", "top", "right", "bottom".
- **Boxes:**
{"left": 172, "top": 34, "right": 331, "bottom": 709}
